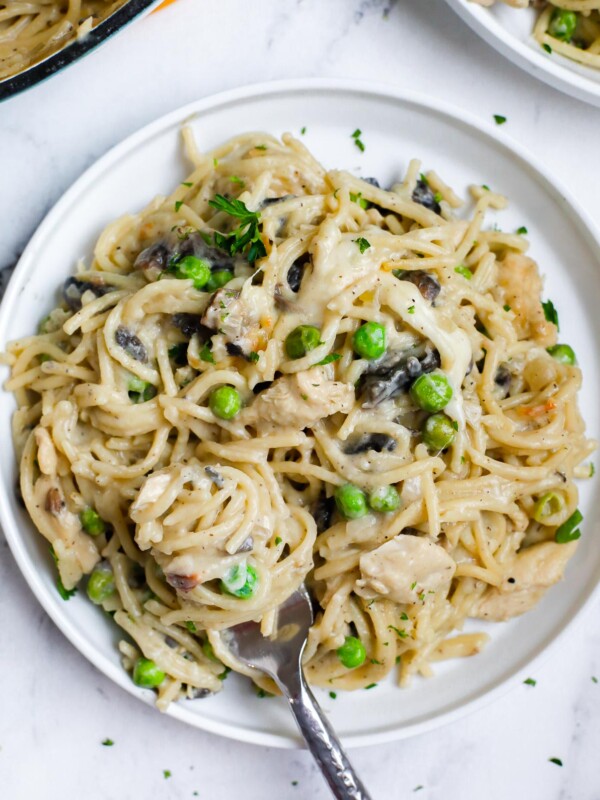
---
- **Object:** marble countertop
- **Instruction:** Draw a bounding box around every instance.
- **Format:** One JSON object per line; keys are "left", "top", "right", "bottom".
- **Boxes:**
{"left": 1, "top": 1, "right": 599, "bottom": 798}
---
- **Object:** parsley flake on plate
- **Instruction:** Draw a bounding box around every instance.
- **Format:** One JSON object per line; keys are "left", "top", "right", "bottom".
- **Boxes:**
{"left": 542, "top": 299, "right": 559, "bottom": 329}
{"left": 493, "top": 114, "right": 507, "bottom": 125}
{"left": 351, "top": 128, "right": 365, "bottom": 152}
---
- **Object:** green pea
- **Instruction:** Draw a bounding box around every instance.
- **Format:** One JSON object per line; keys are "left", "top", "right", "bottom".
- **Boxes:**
{"left": 285, "top": 325, "right": 321, "bottom": 359}
{"left": 547, "top": 344, "right": 576, "bottom": 365}
{"left": 548, "top": 8, "right": 578, "bottom": 41}
{"left": 128, "top": 375, "right": 157, "bottom": 403}
{"left": 80, "top": 507, "right": 106, "bottom": 537}
{"left": 209, "top": 385, "right": 241, "bottom": 419}
{"left": 533, "top": 492, "right": 565, "bottom": 522}
{"left": 337, "top": 636, "right": 367, "bottom": 669}
{"left": 410, "top": 371, "right": 453, "bottom": 413}
{"left": 368, "top": 485, "right": 401, "bottom": 513}
{"left": 132, "top": 657, "right": 166, "bottom": 689}
{"left": 352, "top": 322, "right": 386, "bottom": 360}
{"left": 172, "top": 255, "right": 211, "bottom": 289}
{"left": 422, "top": 412, "right": 457, "bottom": 451}
{"left": 555, "top": 508, "right": 583, "bottom": 543}
{"left": 202, "top": 639, "right": 221, "bottom": 662}
{"left": 220, "top": 563, "right": 259, "bottom": 598}
{"left": 205, "top": 270, "right": 233, "bottom": 292}
{"left": 86, "top": 566, "right": 115, "bottom": 605}
{"left": 334, "top": 483, "right": 368, "bottom": 520}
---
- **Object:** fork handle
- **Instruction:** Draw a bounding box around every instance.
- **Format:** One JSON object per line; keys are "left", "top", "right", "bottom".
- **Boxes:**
{"left": 277, "top": 672, "right": 372, "bottom": 800}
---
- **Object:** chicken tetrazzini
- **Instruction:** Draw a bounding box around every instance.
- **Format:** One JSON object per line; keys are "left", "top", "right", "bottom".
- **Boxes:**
{"left": 474, "top": 0, "right": 600, "bottom": 69}
{"left": 4, "top": 131, "right": 594, "bottom": 707}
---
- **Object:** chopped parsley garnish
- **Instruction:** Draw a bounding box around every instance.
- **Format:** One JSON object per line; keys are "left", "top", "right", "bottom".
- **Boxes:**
{"left": 455, "top": 265, "right": 473, "bottom": 280}
{"left": 543, "top": 43, "right": 553, "bottom": 53}
{"left": 329, "top": 691, "right": 337, "bottom": 699}
{"left": 517, "top": 226, "right": 528, "bottom": 235}
{"left": 365, "top": 683, "right": 377, "bottom": 689}
{"left": 388, "top": 625, "right": 408, "bottom": 638}
{"left": 300, "top": 126, "right": 307, "bottom": 135}
{"left": 592, "top": 676, "right": 598, "bottom": 683}
{"left": 199, "top": 343, "right": 215, "bottom": 364}
{"left": 451, "top": 420, "right": 459, "bottom": 431}
{"left": 185, "top": 621, "right": 197, "bottom": 633}
{"left": 354, "top": 237, "right": 371, "bottom": 254}
{"left": 589, "top": 463, "right": 595, "bottom": 477}
{"left": 407, "top": 305, "right": 415, "bottom": 314}
{"left": 413, "top": 788, "right": 424, "bottom": 793}
{"left": 419, "top": 172, "right": 429, "bottom": 185}
{"left": 316, "top": 353, "right": 341, "bottom": 366}
{"left": 163, "top": 770, "right": 172, "bottom": 779}
{"left": 410, "top": 581, "right": 417, "bottom": 590}
{"left": 174, "top": 200, "right": 184, "bottom": 213}
{"left": 523, "top": 677, "right": 536, "bottom": 686}
{"left": 542, "top": 299, "right": 559, "bottom": 329}
{"left": 370, "top": 658, "right": 383, "bottom": 665}
{"left": 291, "top": 781, "right": 299, "bottom": 787}
{"left": 400, "top": 612, "right": 409, "bottom": 621}
{"left": 548, "top": 758, "right": 562, "bottom": 767}
{"left": 481, "top": 184, "right": 490, "bottom": 191}
{"left": 208, "top": 194, "right": 266, "bottom": 263}
{"left": 493, "top": 114, "right": 507, "bottom": 125}
{"left": 256, "top": 688, "right": 274, "bottom": 698}
{"left": 229, "top": 175, "right": 245, "bottom": 187}
{"left": 351, "top": 128, "right": 365, "bottom": 152}
{"left": 503, "top": 304, "right": 511, "bottom": 312}
{"left": 101, "top": 739, "right": 114, "bottom": 746}
{"left": 247, "top": 351, "right": 260, "bottom": 363}
{"left": 255, "top": 145, "right": 267, "bottom": 150}
{"left": 433, "top": 191, "right": 442, "bottom": 203}
{"left": 181, "top": 181, "right": 193, "bottom": 187}
{"left": 274, "top": 536, "right": 282, "bottom": 546}
{"left": 349, "top": 191, "right": 369, "bottom": 209}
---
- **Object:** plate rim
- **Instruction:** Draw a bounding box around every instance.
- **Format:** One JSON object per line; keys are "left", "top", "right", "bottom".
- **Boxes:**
{"left": 1, "top": 76, "right": 600, "bottom": 749}
{"left": 444, "top": 0, "right": 600, "bottom": 107}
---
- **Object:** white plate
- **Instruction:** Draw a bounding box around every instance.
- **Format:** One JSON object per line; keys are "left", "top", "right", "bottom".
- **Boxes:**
{"left": 445, "top": 0, "right": 600, "bottom": 107}
{"left": 1, "top": 79, "right": 600, "bottom": 749}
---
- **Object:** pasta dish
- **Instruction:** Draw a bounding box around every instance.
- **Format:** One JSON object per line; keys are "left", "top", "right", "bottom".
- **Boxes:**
{"left": 474, "top": 0, "right": 600, "bottom": 69}
{"left": 0, "top": 0, "right": 126, "bottom": 81}
{"left": 3, "top": 131, "right": 594, "bottom": 707}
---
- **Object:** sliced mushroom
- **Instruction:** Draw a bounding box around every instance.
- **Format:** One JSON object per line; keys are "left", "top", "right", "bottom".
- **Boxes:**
{"left": 166, "top": 573, "right": 200, "bottom": 592}
{"left": 361, "top": 348, "right": 441, "bottom": 407}
{"left": 411, "top": 179, "right": 441, "bottom": 215}
{"left": 115, "top": 326, "right": 148, "bottom": 363}
{"left": 313, "top": 493, "right": 335, "bottom": 534}
{"left": 63, "top": 277, "right": 113, "bottom": 311}
{"left": 287, "top": 254, "right": 309, "bottom": 293}
{"left": 394, "top": 270, "right": 441, "bottom": 304}
{"left": 45, "top": 487, "right": 65, "bottom": 516}
{"left": 343, "top": 433, "right": 397, "bottom": 455}
{"left": 494, "top": 364, "right": 512, "bottom": 398}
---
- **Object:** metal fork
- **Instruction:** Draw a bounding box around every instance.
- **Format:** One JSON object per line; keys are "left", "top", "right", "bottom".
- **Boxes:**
{"left": 222, "top": 586, "right": 372, "bottom": 800}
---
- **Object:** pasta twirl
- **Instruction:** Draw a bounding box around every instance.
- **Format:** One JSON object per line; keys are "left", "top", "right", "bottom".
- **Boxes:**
{"left": 4, "top": 131, "right": 594, "bottom": 708}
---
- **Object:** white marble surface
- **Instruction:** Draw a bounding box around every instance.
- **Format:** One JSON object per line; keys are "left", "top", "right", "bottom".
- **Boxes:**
{"left": 1, "top": 1, "right": 600, "bottom": 798}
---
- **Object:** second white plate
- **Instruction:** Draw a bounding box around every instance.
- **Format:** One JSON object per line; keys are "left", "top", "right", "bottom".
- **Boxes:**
{"left": 445, "top": 0, "right": 600, "bottom": 107}
{"left": 1, "top": 79, "right": 600, "bottom": 748}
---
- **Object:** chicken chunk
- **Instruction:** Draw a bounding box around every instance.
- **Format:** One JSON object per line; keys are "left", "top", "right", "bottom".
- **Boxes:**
{"left": 493, "top": 253, "right": 557, "bottom": 346}
{"left": 201, "top": 288, "right": 265, "bottom": 356}
{"left": 246, "top": 368, "right": 354, "bottom": 433}
{"left": 471, "top": 540, "right": 576, "bottom": 622}
{"left": 355, "top": 533, "right": 456, "bottom": 604}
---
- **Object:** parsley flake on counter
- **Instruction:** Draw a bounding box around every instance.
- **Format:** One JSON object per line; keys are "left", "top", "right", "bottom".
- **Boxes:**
{"left": 523, "top": 677, "right": 537, "bottom": 686}
{"left": 351, "top": 128, "right": 365, "bottom": 152}
{"left": 517, "top": 226, "right": 528, "bottom": 235}
{"left": 163, "top": 770, "right": 172, "bottom": 779}
{"left": 291, "top": 780, "right": 299, "bottom": 787}
{"left": 548, "top": 758, "right": 563, "bottom": 767}
{"left": 101, "top": 739, "right": 114, "bottom": 746}
{"left": 542, "top": 299, "right": 559, "bottom": 329}
{"left": 493, "top": 114, "right": 507, "bottom": 125}
{"left": 413, "top": 787, "right": 424, "bottom": 793}
{"left": 592, "top": 676, "right": 598, "bottom": 683}
{"left": 355, "top": 237, "right": 371, "bottom": 254}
